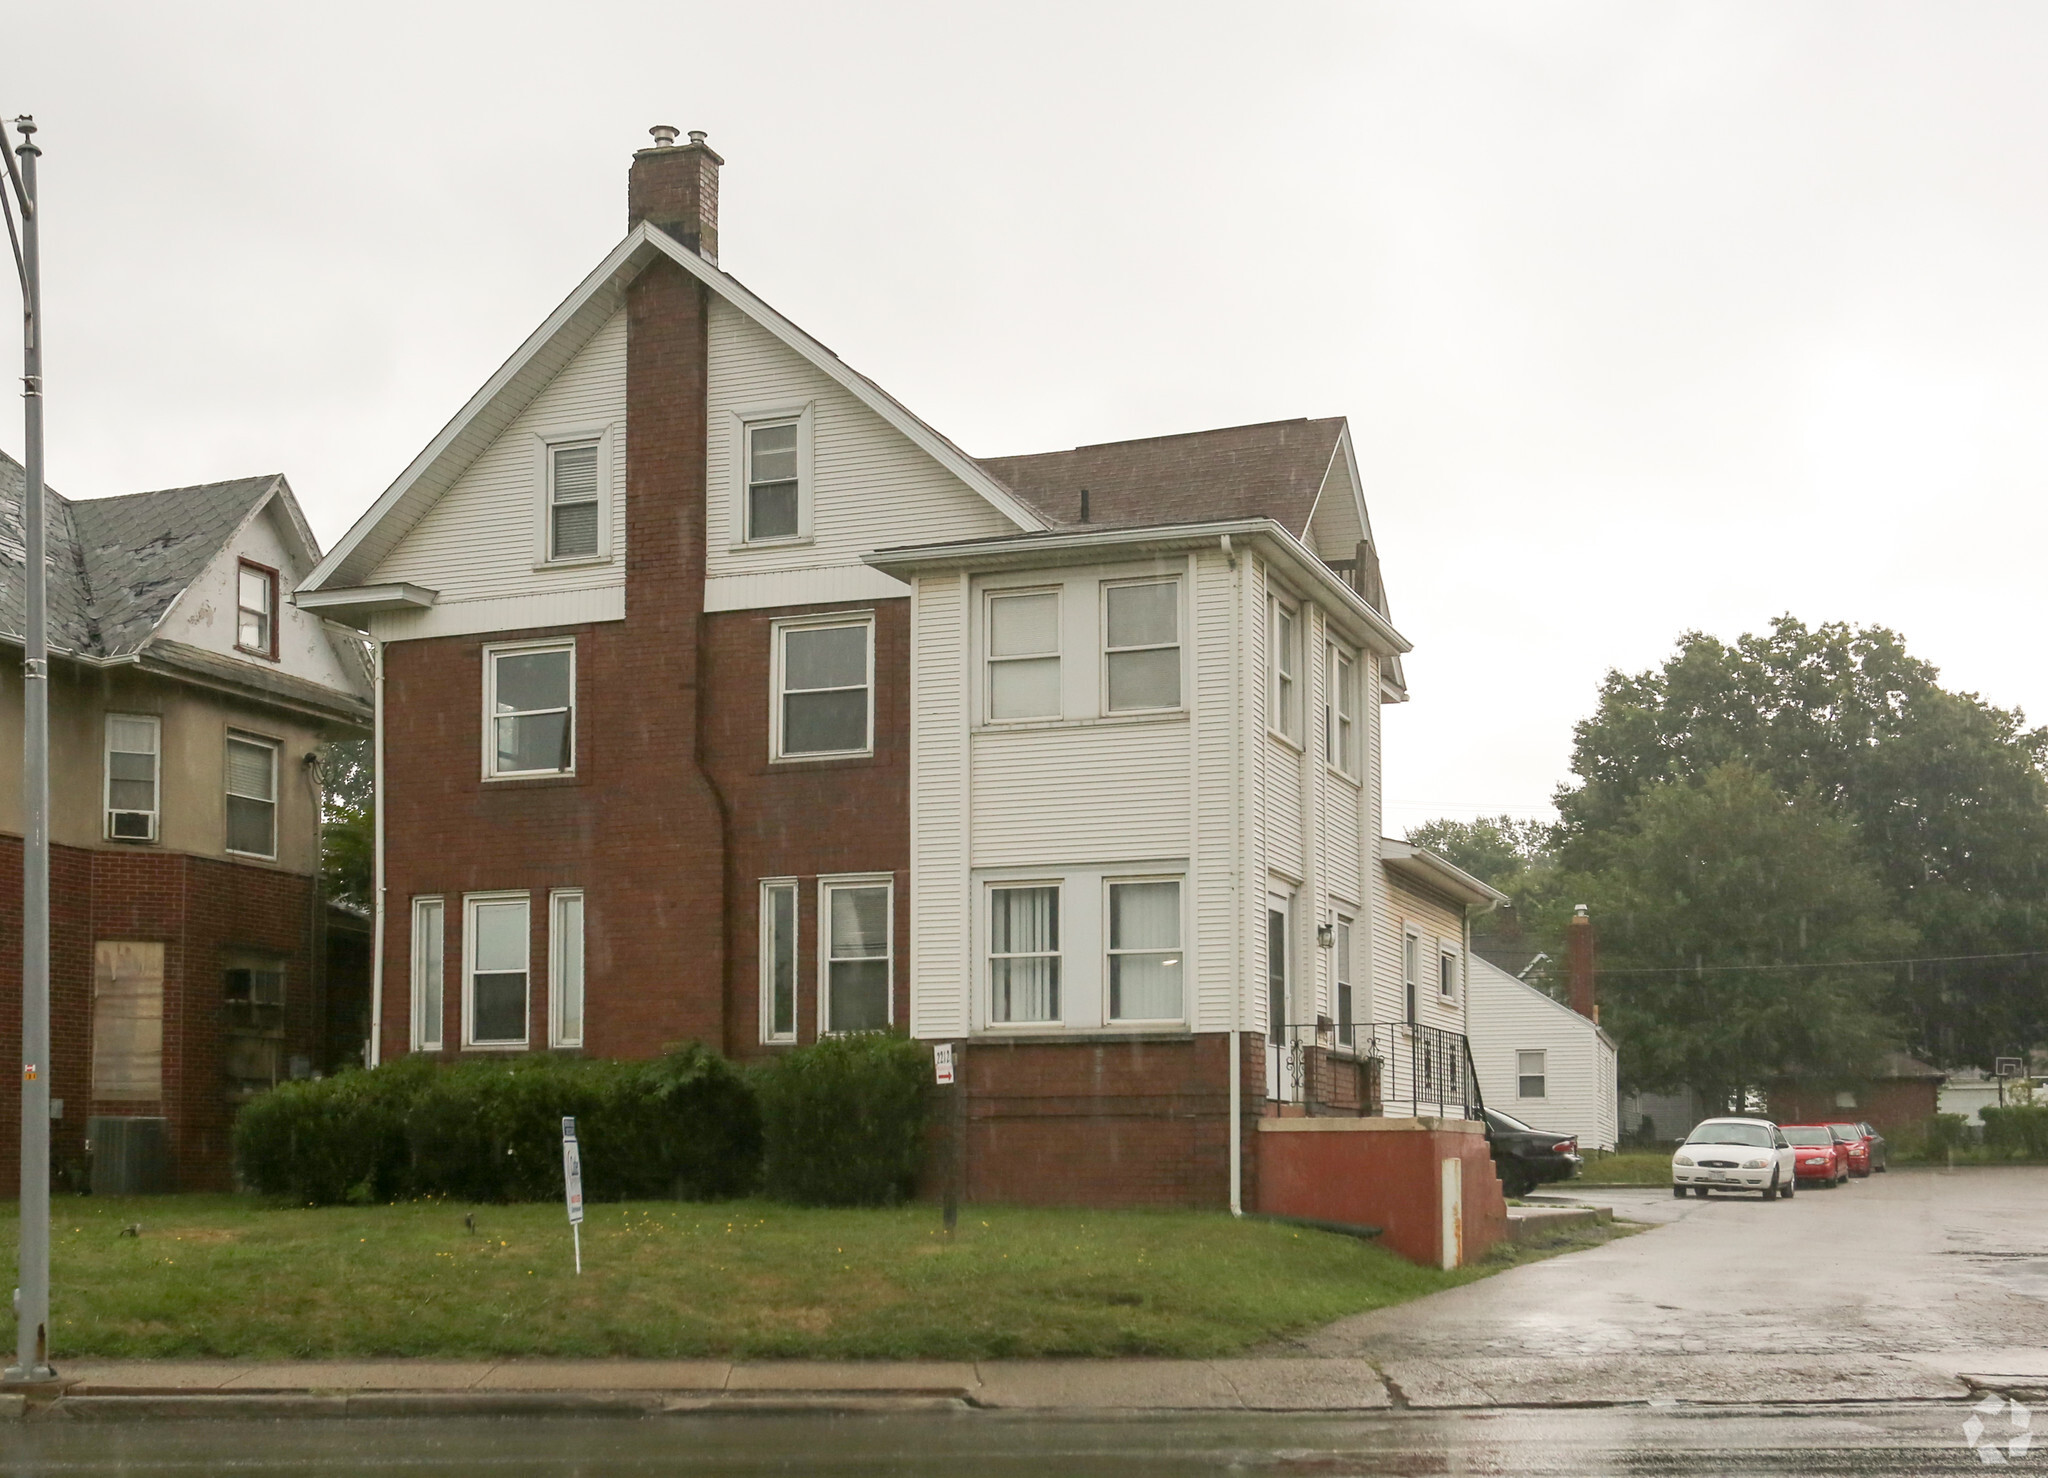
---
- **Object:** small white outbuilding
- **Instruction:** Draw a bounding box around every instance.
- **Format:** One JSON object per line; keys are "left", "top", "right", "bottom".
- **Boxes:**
{"left": 1466, "top": 955, "right": 1619, "bottom": 1151}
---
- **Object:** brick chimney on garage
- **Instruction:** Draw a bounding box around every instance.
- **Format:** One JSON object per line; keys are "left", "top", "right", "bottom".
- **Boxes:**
{"left": 1567, "top": 904, "right": 1598, "bottom": 1023}
{"left": 630, "top": 125, "right": 723, "bottom": 261}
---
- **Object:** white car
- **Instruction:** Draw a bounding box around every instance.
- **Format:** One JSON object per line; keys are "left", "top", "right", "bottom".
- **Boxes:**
{"left": 1671, "top": 1117, "right": 1799, "bottom": 1200}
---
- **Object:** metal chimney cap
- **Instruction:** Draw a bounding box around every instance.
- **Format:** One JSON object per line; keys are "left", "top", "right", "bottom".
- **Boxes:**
{"left": 648, "top": 124, "right": 681, "bottom": 147}
{"left": 1573, "top": 903, "right": 1589, "bottom": 916}
{"left": 688, "top": 130, "right": 708, "bottom": 146}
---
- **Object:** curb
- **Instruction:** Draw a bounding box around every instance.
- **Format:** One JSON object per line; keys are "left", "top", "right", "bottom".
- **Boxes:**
{"left": 30, "top": 1389, "right": 975, "bottom": 1421}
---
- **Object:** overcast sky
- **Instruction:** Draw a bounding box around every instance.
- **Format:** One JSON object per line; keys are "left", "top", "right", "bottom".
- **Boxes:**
{"left": 10, "top": 2, "right": 2047, "bottom": 830}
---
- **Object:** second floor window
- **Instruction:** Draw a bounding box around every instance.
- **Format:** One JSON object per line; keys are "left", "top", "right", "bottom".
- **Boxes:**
{"left": 105, "top": 714, "right": 160, "bottom": 841}
{"left": 547, "top": 440, "right": 602, "bottom": 560}
{"left": 487, "top": 642, "right": 575, "bottom": 777}
{"left": 225, "top": 733, "right": 278, "bottom": 858}
{"left": 1271, "top": 600, "right": 1300, "bottom": 741}
{"left": 237, "top": 562, "right": 276, "bottom": 658}
{"left": 1328, "top": 647, "right": 1359, "bottom": 775}
{"left": 987, "top": 590, "right": 1061, "bottom": 721}
{"left": 746, "top": 420, "right": 801, "bottom": 541}
{"left": 1104, "top": 580, "right": 1179, "bottom": 712}
{"left": 775, "top": 618, "right": 871, "bottom": 759}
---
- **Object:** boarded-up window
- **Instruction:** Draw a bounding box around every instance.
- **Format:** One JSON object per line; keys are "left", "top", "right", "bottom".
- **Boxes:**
{"left": 92, "top": 942, "right": 164, "bottom": 1101}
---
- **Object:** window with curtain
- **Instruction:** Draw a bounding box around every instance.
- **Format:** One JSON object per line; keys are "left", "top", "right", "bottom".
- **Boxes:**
{"left": 548, "top": 440, "right": 601, "bottom": 560}
{"left": 1109, "top": 879, "right": 1183, "bottom": 1021}
{"left": 1272, "top": 601, "right": 1299, "bottom": 740}
{"left": 1336, "top": 916, "right": 1355, "bottom": 1047}
{"left": 989, "top": 884, "right": 1059, "bottom": 1023}
{"left": 1104, "top": 580, "right": 1179, "bottom": 711}
{"left": 105, "top": 714, "right": 160, "bottom": 841}
{"left": 777, "top": 620, "right": 871, "bottom": 757}
{"left": 760, "top": 881, "right": 797, "bottom": 1043}
{"left": 746, "top": 420, "right": 801, "bottom": 541}
{"left": 225, "top": 733, "right": 278, "bottom": 857}
{"left": 412, "top": 897, "right": 444, "bottom": 1051}
{"left": 467, "top": 895, "right": 530, "bottom": 1046}
{"left": 488, "top": 643, "right": 575, "bottom": 776}
{"left": 551, "top": 890, "right": 585, "bottom": 1048}
{"left": 1329, "top": 647, "right": 1358, "bottom": 774}
{"left": 824, "top": 881, "right": 890, "bottom": 1032}
{"left": 236, "top": 562, "right": 275, "bottom": 656}
{"left": 987, "top": 591, "right": 1061, "bottom": 720}
{"left": 1518, "top": 1049, "right": 1547, "bottom": 1099}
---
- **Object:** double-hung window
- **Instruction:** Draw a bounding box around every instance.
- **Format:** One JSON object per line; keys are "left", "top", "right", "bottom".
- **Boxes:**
{"left": 465, "top": 893, "right": 530, "bottom": 1048}
{"left": 105, "top": 714, "right": 161, "bottom": 841}
{"left": 745, "top": 420, "right": 801, "bottom": 542}
{"left": 225, "top": 733, "right": 278, "bottom": 858}
{"left": 1402, "top": 926, "right": 1422, "bottom": 1022}
{"left": 760, "top": 880, "right": 798, "bottom": 1043}
{"left": 549, "top": 890, "right": 585, "bottom": 1048}
{"left": 821, "top": 878, "right": 891, "bottom": 1033}
{"left": 1107, "top": 879, "right": 1183, "bottom": 1022}
{"left": 546, "top": 440, "right": 602, "bottom": 561}
{"left": 1271, "top": 600, "right": 1300, "bottom": 741}
{"left": 1104, "top": 579, "right": 1179, "bottom": 712}
{"left": 989, "top": 884, "right": 1060, "bottom": 1024}
{"left": 1517, "top": 1049, "right": 1547, "bottom": 1099}
{"left": 1328, "top": 647, "right": 1359, "bottom": 775}
{"left": 486, "top": 642, "right": 575, "bottom": 777}
{"left": 1335, "top": 915, "right": 1355, "bottom": 1047}
{"left": 237, "top": 561, "right": 277, "bottom": 658}
{"left": 987, "top": 590, "right": 1061, "bottom": 721}
{"left": 1439, "top": 945, "right": 1458, "bottom": 1002}
{"left": 774, "top": 617, "right": 872, "bottom": 759}
{"left": 411, "top": 897, "right": 445, "bottom": 1051}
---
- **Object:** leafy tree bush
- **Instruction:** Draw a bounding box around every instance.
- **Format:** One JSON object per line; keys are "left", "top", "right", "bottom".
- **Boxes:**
{"left": 757, "top": 1032, "right": 931, "bottom": 1206}
{"left": 234, "top": 1045, "right": 759, "bottom": 1204}
{"left": 1979, "top": 1105, "right": 2048, "bottom": 1161}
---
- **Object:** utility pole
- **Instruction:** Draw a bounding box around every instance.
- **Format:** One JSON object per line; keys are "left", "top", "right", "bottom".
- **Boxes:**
{"left": 3, "top": 112, "right": 54, "bottom": 1386}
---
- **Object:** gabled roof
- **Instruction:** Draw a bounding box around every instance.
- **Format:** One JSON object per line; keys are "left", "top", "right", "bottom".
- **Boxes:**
{"left": 1380, "top": 837, "right": 1511, "bottom": 909}
{"left": 978, "top": 417, "right": 1347, "bottom": 535}
{"left": 301, "top": 224, "right": 1049, "bottom": 600}
{"left": 1468, "top": 954, "right": 1616, "bottom": 1050}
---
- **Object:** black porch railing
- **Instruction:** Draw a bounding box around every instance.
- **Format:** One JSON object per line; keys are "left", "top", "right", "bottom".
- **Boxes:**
{"left": 1269, "top": 1019, "right": 1485, "bottom": 1121}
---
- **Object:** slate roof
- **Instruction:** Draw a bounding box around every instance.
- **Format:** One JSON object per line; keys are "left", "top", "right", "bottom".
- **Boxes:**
{"left": 976, "top": 417, "right": 1347, "bottom": 534}
{"left": 0, "top": 448, "right": 279, "bottom": 658}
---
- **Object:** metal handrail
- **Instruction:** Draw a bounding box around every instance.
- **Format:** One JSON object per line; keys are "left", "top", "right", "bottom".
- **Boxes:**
{"left": 1267, "top": 1019, "right": 1483, "bottom": 1120}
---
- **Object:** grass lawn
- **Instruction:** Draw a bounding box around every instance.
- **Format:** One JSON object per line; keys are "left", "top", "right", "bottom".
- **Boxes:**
{"left": 1573, "top": 1151, "right": 1674, "bottom": 1186}
{"left": 3, "top": 1194, "right": 1578, "bottom": 1361}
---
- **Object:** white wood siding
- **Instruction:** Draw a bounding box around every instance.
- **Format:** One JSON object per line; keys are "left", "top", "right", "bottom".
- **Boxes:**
{"left": 968, "top": 722, "right": 1190, "bottom": 867}
{"left": 1466, "top": 956, "right": 1619, "bottom": 1150}
{"left": 908, "top": 572, "right": 971, "bottom": 1038}
{"left": 1191, "top": 547, "right": 1240, "bottom": 1032}
{"left": 369, "top": 312, "right": 626, "bottom": 614}
{"left": 705, "top": 298, "right": 1016, "bottom": 598}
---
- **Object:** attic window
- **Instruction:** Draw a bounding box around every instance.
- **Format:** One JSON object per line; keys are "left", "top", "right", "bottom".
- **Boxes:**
{"left": 746, "top": 421, "right": 801, "bottom": 541}
{"left": 548, "top": 441, "right": 602, "bottom": 560}
{"left": 236, "top": 561, "right": 277, "bottom": 659}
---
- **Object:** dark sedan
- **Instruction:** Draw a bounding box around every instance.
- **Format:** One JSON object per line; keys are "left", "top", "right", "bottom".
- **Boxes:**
{"left": 1485, "top": 1107, "right": 1583, "bottom": 1198}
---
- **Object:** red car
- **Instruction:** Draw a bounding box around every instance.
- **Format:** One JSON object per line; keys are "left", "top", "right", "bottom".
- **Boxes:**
{"left": 1829, "top": 1122, "right": 1875, "bottom": 1177}
{"left": 1781, "top": 1124, "right": 1851, "bottom": 1186}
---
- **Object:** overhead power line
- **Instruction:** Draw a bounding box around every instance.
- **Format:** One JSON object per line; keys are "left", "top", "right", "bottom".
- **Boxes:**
{"left": 1597, "top": 948, "right": 2048, "bottom": 978}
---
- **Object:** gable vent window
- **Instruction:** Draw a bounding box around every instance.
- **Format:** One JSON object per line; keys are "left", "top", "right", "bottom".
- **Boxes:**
{"left": 236, "top": 562, "right": 276, "bottom": 658}
{"left": 1104, "top": 579, "right": 1180, "bottom": 712}
{"left": 548, "top": 441, "right": 602, "bottom": 560}
{"left": 225, "top": 733, "right": 279, "bottom": 859}
{"left": 105, "top": 714, "right": 161, "bottom": 841}
{"left": 746, "top": 421, "right": 801, "bottom": 541}
{"left": 987, "top": 590, "right": 1061, "bottom": 721}
{"left": 487, "top": 642, "right": 575, "bottom": 778}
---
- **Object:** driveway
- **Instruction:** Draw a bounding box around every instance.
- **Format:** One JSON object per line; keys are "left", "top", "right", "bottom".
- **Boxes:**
{"left": 1290, "top": 1166, "right": 2048, "bottom": 1406}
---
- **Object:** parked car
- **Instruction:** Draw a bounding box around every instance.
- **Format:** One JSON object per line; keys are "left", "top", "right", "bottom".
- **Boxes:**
{"left": 1857, "top": 1121, "right": 1889, "bottom": 1173}
{"left": 1671, "top": 1117, "right": 1799, "bottom": 1199}
{"left": 1484, "top": 1107, "right": 1583, "bottom": 1198}
{"left": 1829, "top": 1122, "right": 1875, "bottom": 1177}
{"left": 1780, "top": 1124, "right": 1851, "bottom": 1186}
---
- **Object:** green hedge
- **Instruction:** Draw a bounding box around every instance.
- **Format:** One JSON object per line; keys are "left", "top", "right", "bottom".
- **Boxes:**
{"left": 234, "top": 1045, "right": 760, "bottom": 1205}
{"left": 1980, "top": 1105, "right": 2048, "bottom": 1160}
{"left": 758, "top": 1032, "right": 931, "bottom": 1206}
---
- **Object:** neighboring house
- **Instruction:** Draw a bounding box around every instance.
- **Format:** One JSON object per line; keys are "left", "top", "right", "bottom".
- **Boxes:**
{"left": 1465, "top": 955, "right": 1618, "bottom": 1151}
{"left": 299, "top": 132, "right": 1508, "bottom": 1221}
{"left": 1765, "top": 1052, "right": 1947, "bottom": 1136}
{"left": 0, "top": 453, "right": 372, "bottom": 1190}
{"left": 1937, "top": 1069, "right": 2044, "bottom": 1128}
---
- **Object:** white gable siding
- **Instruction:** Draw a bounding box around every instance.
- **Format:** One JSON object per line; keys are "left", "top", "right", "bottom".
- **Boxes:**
{"left": 1466, "top": 956, "right": 1619, "bottom": 1150}
{"left": 368, "top": 311, "right": 627, "bottom": 623}
{"left": 164, "top": 500, "right": 364, "bottom": 696}
{"left": 908, "top": 572, "right": 971, "bottom": 1038}
{"left": 705, "top": 298, "right": 1017, "bottom": 605}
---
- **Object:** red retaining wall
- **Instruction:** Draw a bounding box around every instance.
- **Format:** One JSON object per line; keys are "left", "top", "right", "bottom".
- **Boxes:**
{"left": 1253, "top": 1116, "right": 1508, "bottom": 1267}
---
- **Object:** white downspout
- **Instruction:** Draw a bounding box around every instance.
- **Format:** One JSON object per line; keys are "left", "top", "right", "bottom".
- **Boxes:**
{"left": 1224, "top": 533, "right": 1243, "bottom": 1217}
{"left": 367, "top": 636, "right": 386, "bottom": 1068}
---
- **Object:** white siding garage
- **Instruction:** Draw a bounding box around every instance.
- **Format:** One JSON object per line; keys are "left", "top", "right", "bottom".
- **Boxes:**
{"left": 1467, "top": 956, "right": 1618, "bottom": 1151}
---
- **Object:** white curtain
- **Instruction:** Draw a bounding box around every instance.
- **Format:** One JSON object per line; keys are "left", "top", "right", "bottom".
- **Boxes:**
{"left": 990, "top": 885, "right": 1058, "bottom": 1022}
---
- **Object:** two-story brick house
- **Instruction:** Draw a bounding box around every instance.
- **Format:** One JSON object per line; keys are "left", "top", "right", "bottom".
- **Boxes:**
{"left": 300, "top": 132, "right": 1506, "bottom": 1232}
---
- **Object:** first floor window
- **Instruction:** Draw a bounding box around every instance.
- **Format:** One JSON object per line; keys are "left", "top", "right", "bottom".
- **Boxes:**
{"left": 760, "top": 880, "right": 797, "bottom": 1043}
{"left": 989, "top": 884, "right": 1059, "bottom": 1023}
{"left": 1108, "top": 879, "right": 1182, "bottom": 1022}
{"left": 223, "top": 955, "right": 285, "bottom": 1034}
{"left": 466, "top": 894, "right": 530, "bottom": 1046}
{"left": 1518, "top": 1049, "right": 1547, "bottom": 1099}
{"left": 550, "top": 890, "right": 585, "bottom": 1048}
{"left": 822, "top": 879, "right": 891, "bottom": 1033}
{"left": 411, "top": 897, "right": 445, "bottom": 1051}
{"left": 777, "top": 619, "right": 872, "bottom": 758}
{"left": 105, "top": 713, "right": 161, "bottom": 841}
{"left": 1335, "top": 915, "right": 1355, "bottom": 1047}
{"left": 225, "top": 733, "right": 278, "bottom": 858}
{"left": 1104, "top": 579, "right": 1180, "bottom": 711}
{"left": 547, "top": 439, "right": 602, "bottom": 560}
{"left": 488, "top": 642, "right": 575, "bottom": 776}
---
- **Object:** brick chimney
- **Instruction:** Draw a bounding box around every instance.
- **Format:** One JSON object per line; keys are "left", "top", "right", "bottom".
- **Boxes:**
{"left": 630, "top": 125, "right": 722, "bottom": 262}
{"left": 1567, "top": 904, "right": 1597, "bottom": 1023}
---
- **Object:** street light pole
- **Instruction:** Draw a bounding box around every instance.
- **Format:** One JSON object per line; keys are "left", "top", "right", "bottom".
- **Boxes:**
{"left": 3, "top": 112, "right": 54, "bottom": 1386}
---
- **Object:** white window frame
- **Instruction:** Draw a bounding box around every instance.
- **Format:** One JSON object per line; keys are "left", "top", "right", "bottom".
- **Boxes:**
{"left": 483, "top": 638, "right": 577, "bottom": 780}
{"left": 462, "top": 891, "right": 531, "bottom": 1050}
{"left": 1334, "top": 913, "right": 1356, "bottom": 1048}
{"left": 104, "top": 712, "right": 162, "bottom": 843}
{"left": 759, "top": 878, "right": 799, "bottom": 1044}
{"left": 530, "top": 426, "right": 614, "bottom": 568}
{"left": 224, "top": 730, "right": 280, "bottom": 860}
{"left": 1100, "top": 576, "right": 1183, "bottom": 714}
{"left": 235, "top": 559, "right": 278, "bottom": 660}
{"left": 728, "top": 402, "right": 816, "bottom": 549}
{"left": 548, "top": 889, "right": 585, "bottom": 1050}
{"left": 410, "top": 896, "right": 445, "bottom": 1052}
{"left": 1438, "top": 942, "right": 1460, "bottom": 1003}
{"left": 983, "top": 586, "right": 1064, "bottom": 724}
{"left": 1517, "top": 1049, "right": 1547, "bottom": 1099}
{"left": 1327, "top": 645, "right": 1360, "bottom": 778}
{"left": 817, "top": 873, "right": 894, "bottom": 1035}
{"left": 1402, "top": 923, "right": 1423, "bottom": 1023}
{"left": 771, "top": 613, "right": 875, "bottom": 762}
{"left": 1270, "top": 596, "right": 1301, "bottom": 744}
{"left": 1104, "top": 874, "right": 1187, "bottom": 1026}
{"left": 985, "top": 879, "right": 1064, "bottom": 1027}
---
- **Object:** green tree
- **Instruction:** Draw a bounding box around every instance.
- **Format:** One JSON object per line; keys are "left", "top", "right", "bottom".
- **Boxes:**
{"left": 1405, "top": 815, "right": 1554, "bottom": 891}
{"left": 320, "top": 737, "right": 372, "bottom": 908}
{"left": 1576, "top": 763, "right": 1910, "bottom": 1104}
{"left": 1558, "top": 617, "right": 2048, "bottom": 1066}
